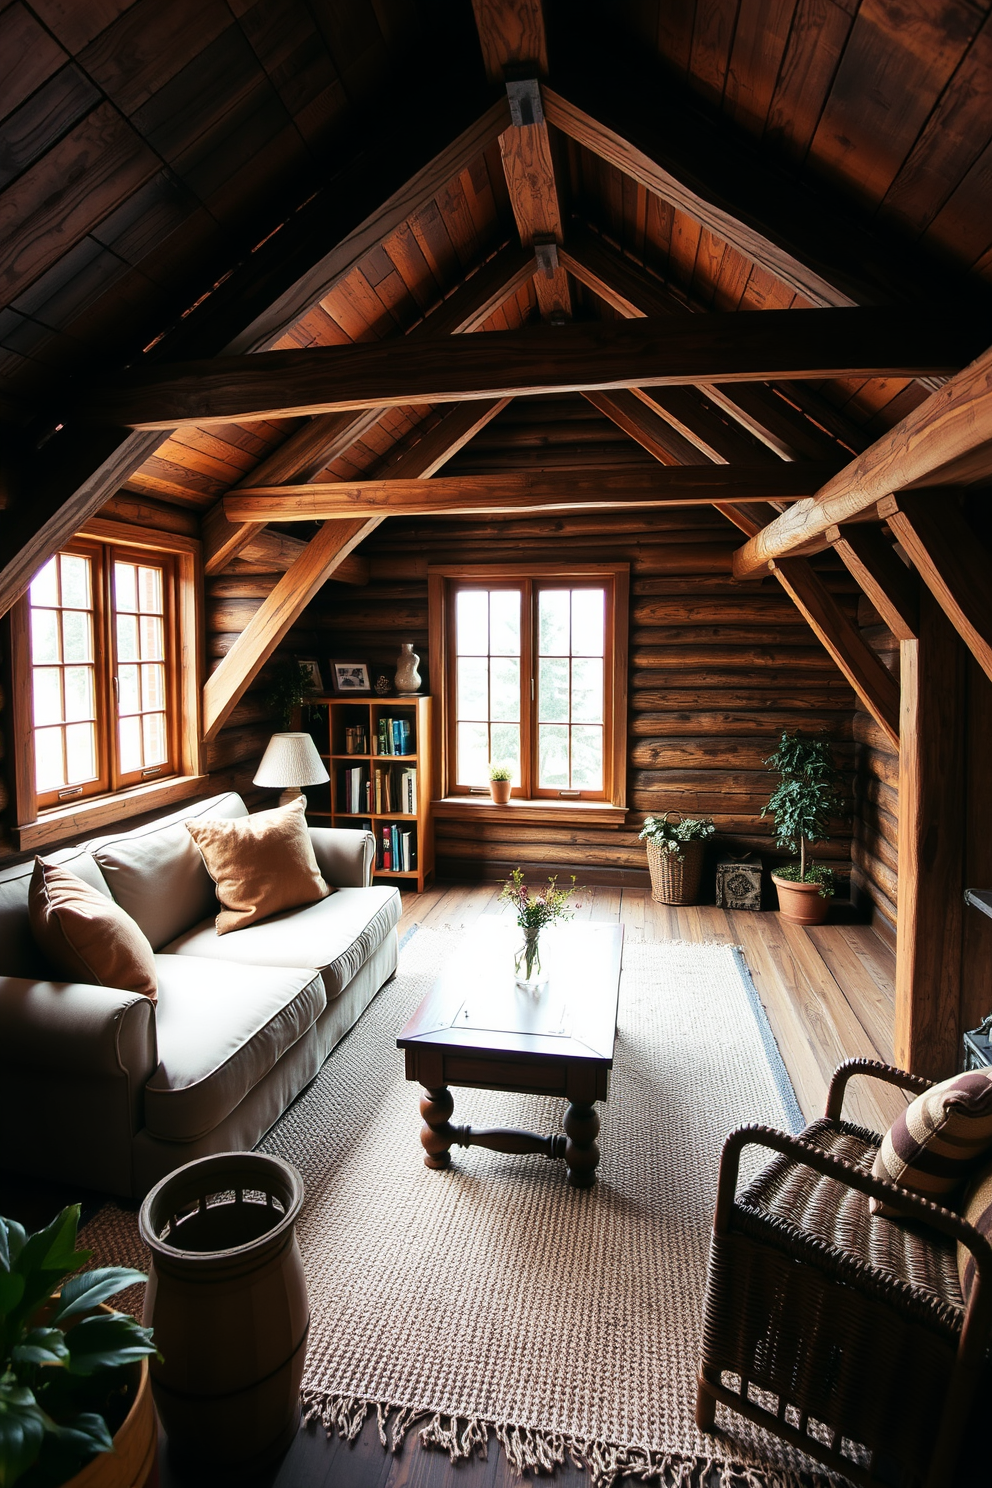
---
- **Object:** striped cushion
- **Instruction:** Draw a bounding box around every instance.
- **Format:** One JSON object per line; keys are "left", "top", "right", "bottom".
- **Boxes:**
{"left": 957, "top": 1157, "right": 992, "bottom": 1302}
{"left": 870, "top": 1069, "right": 992, "bottom": 1217}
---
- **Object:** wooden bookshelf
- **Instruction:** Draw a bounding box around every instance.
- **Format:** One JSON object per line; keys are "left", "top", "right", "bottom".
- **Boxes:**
{"left": 304, "top": 695, "right": 433, "bottom": 893}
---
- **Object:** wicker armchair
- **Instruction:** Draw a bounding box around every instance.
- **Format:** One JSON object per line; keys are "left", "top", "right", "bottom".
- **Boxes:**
{"left": 696, "top": 1058, "right": 992, "bottom": 1488}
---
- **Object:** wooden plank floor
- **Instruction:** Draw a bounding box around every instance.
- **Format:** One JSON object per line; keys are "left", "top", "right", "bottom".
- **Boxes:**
{"left": 0, "top": 880, "right": 899, "bottom": 1487}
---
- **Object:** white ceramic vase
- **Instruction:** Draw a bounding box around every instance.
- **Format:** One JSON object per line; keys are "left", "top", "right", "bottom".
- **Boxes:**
{"left": 394, "top": 642, "right": 422, "bottom": 694}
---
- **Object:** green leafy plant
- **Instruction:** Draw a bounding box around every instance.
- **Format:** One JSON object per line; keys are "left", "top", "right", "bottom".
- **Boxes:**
{"left": 498, "top": 868, "right": 580, "bottom": 931}
{"left": 0, "top": 1205, "right": 156, "bottom": 1488}
{"left": 264, "top": 660, "right": 316, "bottom": 728}
{"left": 488, "top": 764, "right": 512, "bottom": 782}
{"left": 638, "top": 813, "right": 715, "bottom": 861}
{"left": 762, "top": 730, "right": 845, "bottom": 897}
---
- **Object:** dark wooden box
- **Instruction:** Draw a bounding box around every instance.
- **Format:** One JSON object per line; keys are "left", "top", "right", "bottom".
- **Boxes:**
{"left": 715, "top": 854, "right": 762, "bottom": 910}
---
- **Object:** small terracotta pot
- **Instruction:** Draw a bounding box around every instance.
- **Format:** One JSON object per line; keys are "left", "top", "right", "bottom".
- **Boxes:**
{"left": 772, "top": 873, "right": 830, "bottom": 925}
{"left": 489, "top": 779, "right": 512, "bottom": 804}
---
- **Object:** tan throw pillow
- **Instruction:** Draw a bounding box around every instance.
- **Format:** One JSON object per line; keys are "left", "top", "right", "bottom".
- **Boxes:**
{"left": 29, "top": 857, "right": 158, "bottom": 1001}
{"left": 185, "top": 796, "right": 331, "bottom": 935}
{"left": 870, "top": 1069, "right": 992, "bottom": 1216}
{"left": 957, "top": 1156, "right": 992, "bottom": 1303}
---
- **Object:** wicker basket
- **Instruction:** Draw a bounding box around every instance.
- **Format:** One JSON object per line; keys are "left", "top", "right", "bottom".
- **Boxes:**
{"left": 645, "top": 813, "right": 706, "bottom": 905}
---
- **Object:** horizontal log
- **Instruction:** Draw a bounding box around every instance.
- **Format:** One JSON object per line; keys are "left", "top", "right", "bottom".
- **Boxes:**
{"left": 631, "top": 688, "right": 855, "bottom": 714}
{"left": 631, "top": 644, "right": 837, "bottom": 669}
{"left": 854, "top": 818, "right": 898, "bottom": 875}
{"left": 632, "top": 667, "right": 855, "bottom": 694}
{"left": 853, "top": 711, "right": 900, "bottom": 752}
{"left": 231, "top": 527, "right": 308, "bottom": 571}
{"left": 81, "top": 309, "right": 978, "bottom": 429}
{"left": 859, "top": 744, "right": 899, "bottom": 790}
{"left": 631, "top": 574, "right": 855, "bottom": 596}
{"left": 369, "top": 507, "right": 729, "bottom": 543}
{"left": 631, "top": 597, "right": 823, "bottom": 625}
{"left": 204, "top": 723, "right": 271, "bottom": 772}
{"left": 102, "top": 490, "right": 201, "bottom": 536}
{"left": 851, "top": 861, "right": 898, "bottom": 925}
{"left": 632, "top": 625, "right": 825, "bottom": 647}
{"left": 223, "top": 465, "right": 834, "bottom": 522}
{"left": 852, "top": 839, "right": 899, "bottom": 906}
{"left": 630, "top": 739, "right": 854, "bottom": 770}
{"left": 208, "top": 575, "right": 281, "bottom": 599}
{"left": 862, "top": 773, "right": 899, "bottom": 818}
{"left": 630, "top": 711, "right": 853, "bottom": 738}
{"left": 312, "top": 605, "right": 428, "bottom": 632}
{"left": 857, "top": 798, "right": 899, "bottom": 851}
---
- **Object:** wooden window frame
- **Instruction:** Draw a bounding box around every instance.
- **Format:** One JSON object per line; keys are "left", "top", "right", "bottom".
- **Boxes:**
{"left": 429, "top": 562, "right": 628, "bottom": 813}
{"left": 10, "top": 520, "right": 205, "bottom": 849}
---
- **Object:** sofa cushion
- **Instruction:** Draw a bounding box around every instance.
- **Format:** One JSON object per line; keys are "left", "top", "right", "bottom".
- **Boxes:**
{"left": 0, "top": 848, "right": 112, "bottom": 979}
{"left": 162, "top": 886, "right": 401, "bottom": 999}
{"left": 29, "top": 858, "right": 158, "bottom": 1000}
{"left": 89, "top": 793, "right": 247, "bottom": 950}
{"left": 185, "top": 796, "right": 330, "bottom": 935}
{"left": 144, "top": 955, "right": 325, "bottom": 1142}
{"left": 871, "top": 1068, "right": 992, "bottom": 1216}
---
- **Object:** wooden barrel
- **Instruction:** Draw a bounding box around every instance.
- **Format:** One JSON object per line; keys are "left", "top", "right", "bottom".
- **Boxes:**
{"left": 138, "top": 1152, "right": 307, "bottom": 1473}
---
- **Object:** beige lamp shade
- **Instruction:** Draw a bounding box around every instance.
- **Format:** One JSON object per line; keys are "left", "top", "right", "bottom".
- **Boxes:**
{"left": 254, "top": 733, "right": 329, "bottom": 806}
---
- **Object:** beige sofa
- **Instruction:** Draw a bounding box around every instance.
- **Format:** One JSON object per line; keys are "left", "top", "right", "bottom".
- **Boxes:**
{"left": 0, "top": 792, "right": 400, "bottom": 1198}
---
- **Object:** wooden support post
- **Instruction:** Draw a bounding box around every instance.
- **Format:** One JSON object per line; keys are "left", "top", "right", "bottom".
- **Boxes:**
{"left": 895, "top": 589, "right": 967, "bottom": 1080}
{"left": 826, "top": 523, "right": 919, "bottom": 640}
{"left": 879, "top": 493, "right": 992, "bottom": 685}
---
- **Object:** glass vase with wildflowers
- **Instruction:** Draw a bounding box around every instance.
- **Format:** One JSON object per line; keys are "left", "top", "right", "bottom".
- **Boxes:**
{"left": 498, "top": 868, "right": 580, "bottom": 986}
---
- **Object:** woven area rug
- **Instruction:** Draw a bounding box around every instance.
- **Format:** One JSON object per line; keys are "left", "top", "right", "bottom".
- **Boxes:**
{"left": 82, "top": 927, "right": 842, "bottom": 1488}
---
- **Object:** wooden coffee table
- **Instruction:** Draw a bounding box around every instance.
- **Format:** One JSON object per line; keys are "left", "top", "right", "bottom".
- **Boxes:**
{"left": 396, "top": 916, "right": 623, "bottom": 1187}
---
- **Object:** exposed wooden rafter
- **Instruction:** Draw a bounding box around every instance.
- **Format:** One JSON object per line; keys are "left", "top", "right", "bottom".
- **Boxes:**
{"left": 82, "top": 310, "right": 982, "bottom": 431}
{"left": 826, "top": 525, "right": 919, "bottom": 642}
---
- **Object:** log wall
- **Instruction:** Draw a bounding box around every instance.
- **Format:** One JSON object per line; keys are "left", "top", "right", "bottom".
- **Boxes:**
{"left": 850, "top": 594, "right": 900, "bottom": 940}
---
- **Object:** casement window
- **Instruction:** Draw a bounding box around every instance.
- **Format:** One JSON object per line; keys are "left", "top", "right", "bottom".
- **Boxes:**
{"left": 11, "top": 522, "right": 204, "bottom": 847}
{"left": 429, "top": 564, "right": 628, "bottom": 810}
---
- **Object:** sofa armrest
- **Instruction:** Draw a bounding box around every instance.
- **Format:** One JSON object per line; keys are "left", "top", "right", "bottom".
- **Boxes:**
{"left": 0, "top": 977, "right": 157, "bottom": 1078}
{"left": 309, "top": 827, "right": 375, "bottom": 888}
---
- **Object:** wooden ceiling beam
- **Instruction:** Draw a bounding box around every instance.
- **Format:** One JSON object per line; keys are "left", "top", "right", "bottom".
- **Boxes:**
{"left": 878, "top": 493, "right": 992, "bottom": 684}
{"left": 732, "top": 341, "right": 992, "bottom": 576}
{"left": 83, "top": 309, "right": 982, "bottom": 430}
{"left": 826, "top": 524, "right": 919, "bottom": 641}
{"left": 580, "top": 390, "right": 701, "bottom": 465}
{"left": 223, "top": 464, "right": 835, "bottom": 521}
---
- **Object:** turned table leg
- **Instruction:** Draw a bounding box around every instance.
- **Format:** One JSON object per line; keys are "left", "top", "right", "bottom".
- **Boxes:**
{"left": 564, "top": 1101, "right": 600, "bottom": 1188}
{"left": 420, "top": 1087, "right": 455, "bottom": 1169}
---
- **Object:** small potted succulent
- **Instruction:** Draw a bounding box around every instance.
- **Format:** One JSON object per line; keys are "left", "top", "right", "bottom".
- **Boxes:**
{"left": 488, "top": 763, "right": 513, "bottom": 805}
{"left": 638, "top": 812, "right": 714, "bottom": 905}
{"left": 0, "top": 1203, "right": 158, "bottom": 1488}
{"left": 763, "top": 730, "right": 845, "bottom": 925}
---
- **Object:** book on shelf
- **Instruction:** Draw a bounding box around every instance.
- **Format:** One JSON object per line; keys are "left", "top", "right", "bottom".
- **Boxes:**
{"left": 344, "top": 724, "right": 368, "bottom": 754}
{"left": 342, "top": 765, "right": 369, "bottom": 814}
{"left": 373, "top": 717, "right": 413, "bottom": 756}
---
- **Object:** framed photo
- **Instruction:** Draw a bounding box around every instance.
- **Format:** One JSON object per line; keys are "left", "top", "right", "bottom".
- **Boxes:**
{"left": 330, "top": 660, "right": 371, "bottom": 694}
{"left": 297, "top": 657, "right": 324, "bottom": 693}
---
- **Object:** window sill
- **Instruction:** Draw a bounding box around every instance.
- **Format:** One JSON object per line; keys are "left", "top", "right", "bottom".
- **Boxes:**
{"left": 17, "top": 775, "right": 209, "bottom": 851}
{"left": 432, "top": 797, "right": 627, "bottom": 827}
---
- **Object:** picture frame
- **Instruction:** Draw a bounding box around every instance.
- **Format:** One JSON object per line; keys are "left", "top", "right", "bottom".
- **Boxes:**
{"left": 330, "top": 660, "right": 372, "bottom": 694}
{"left": 296, "top": 657, "right": 324, "bottom": 693}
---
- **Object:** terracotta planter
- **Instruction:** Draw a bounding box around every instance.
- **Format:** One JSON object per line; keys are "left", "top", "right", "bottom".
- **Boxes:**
{"left": 772, "top": 872, "right": 831, "bottom": 925}
{"left": 66, "top": 1357, "right": 157, "bottom": 1488}
{"left": 489, "top": 779, "right": 512, "bottom": 804}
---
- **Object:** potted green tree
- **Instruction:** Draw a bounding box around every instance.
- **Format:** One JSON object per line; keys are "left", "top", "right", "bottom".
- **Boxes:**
{"left": 0, "top": 1203, "right": 158, "bottom": 1488}
{"left": 763, "top": 731, "right": 845, "bottom": 925}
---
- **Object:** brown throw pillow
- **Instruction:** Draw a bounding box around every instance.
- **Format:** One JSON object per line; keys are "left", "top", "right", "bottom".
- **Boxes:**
{"left": 29, "top": 857, "right": 158, "bottom": 1001}
{"left": 185, "top": 796, "right": 331, "bottom": 935}
{"left": 870, "top": 1069, "right": 992, "bottom": 1216}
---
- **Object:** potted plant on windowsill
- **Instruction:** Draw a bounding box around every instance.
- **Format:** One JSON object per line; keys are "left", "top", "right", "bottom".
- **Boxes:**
{"left": 488, "top": 764, "right": 513, "bottom": 805}
{"left": 638, "top": 812, "right": 714, "bottom": 905}
{"left": 763, "top": 730, "right": 844, "bottom": 926}
{"left": 0, "top": 1203, "right": 158, "bottom": 1488}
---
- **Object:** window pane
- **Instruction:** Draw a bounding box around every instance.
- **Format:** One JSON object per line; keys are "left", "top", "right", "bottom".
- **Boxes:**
{"left": 456, "top": 721, "right": 489, "bottom": 787}
{"left": 119, "top": 714, "right": 142, "bottom": 774}
{"left": 571, "top": 726, "right": 603, "bottom": 790}
{"left": 118, "top": 664, "right": 140, "bottom": 715}
{"left": 35, "top": 728, "right": 65, "bottom": 792}
{"left": 138, "top": 566, "right": 163, "bottom": 613}
{"left": 59, "top": 554, "right": 90, "bottom": 609}
{"left": 63, "top": 667, "right": 94, "bottom": 723}
{"left": 489, "top": 590, "right": 520, "bottom": 656}
{"left": 65, "top": 722, "right": 97, "bottom": 784}
{"left": 117, "top": 613, "right": 138, "bottom": 663}
{"left": 114, "top": 562, "right": 137, "bottom": 613}
{"left": 143, "top": 712, "right": 167, "bottom": 765}
{"left": 61, "top": 610, "right": 92, "bottom": 663}
{"left": 539, "top": 724, "right": 569, "bottom": 787}
{"left": 571, "top": 588, "right": 605, "bottom": 656}
{"left": 31, "top": 608, "right": 60, "bottom": 664}
{"left": 455, "top": 590, "right": 488, "bottom": 654}
{"left": 456, "top": 657, "right": 488, "bottom": 720}
{"left": 139, "top": 614, "right": 164, "bottom": 660}
{"left": 539, "top": 590, "right": 569, "bottom": 655}
{"left": 539, "top": 658, "right": 569, "bottom": 722}
{"left": 571, "top": 658, "right": 603, "bottom": 723}
{"left": 141, "top": 663, "right": 165, "bottom": 712}
{"left": 33, "top": 668, "right": 62, "bottom": 726}
{"left": 490, "top": 723, "right": 520, "bottom": 783}
{"left": 490, "top": 657, "right": 520, "bottom": 722}
{"left": 30, "top": 558, "right": 58, "bottom": 607}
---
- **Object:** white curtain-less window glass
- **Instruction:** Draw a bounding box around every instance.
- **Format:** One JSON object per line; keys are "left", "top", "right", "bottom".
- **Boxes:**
{"left": 28, "top": 554, "right": 98, "bottom": 794}
{"left": 537, "top": 588, "right": 605, "bottom": 790}
{"left": 454, "top": 588, "right": 521, "bottom": 785}
{"left": 114, "top": 561, "right": 167, "bottom": 774}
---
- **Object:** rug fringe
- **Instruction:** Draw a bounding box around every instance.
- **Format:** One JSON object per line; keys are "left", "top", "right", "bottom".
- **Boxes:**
{"left": 299, "top": 1390, "right": 842, "bottom": 1487}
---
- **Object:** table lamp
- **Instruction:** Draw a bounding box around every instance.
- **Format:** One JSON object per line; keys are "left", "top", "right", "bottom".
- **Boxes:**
{"left": 253, "top": 732, "right": 329, "bottom": 807}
